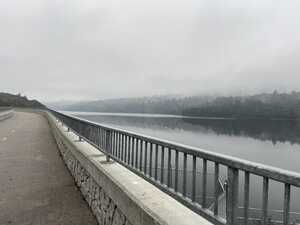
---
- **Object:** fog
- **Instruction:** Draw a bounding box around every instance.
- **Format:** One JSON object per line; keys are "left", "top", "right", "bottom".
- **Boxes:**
{"left": 1, "top": 0, "right": 300, "bottom": 101}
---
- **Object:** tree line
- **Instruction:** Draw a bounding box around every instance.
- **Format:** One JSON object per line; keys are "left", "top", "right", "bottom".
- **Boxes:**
{"left": 0, "top": 92, "right": 45, "bottom": 108}
{"left": 183, "top": 91, "right": 300, "bottom": 120}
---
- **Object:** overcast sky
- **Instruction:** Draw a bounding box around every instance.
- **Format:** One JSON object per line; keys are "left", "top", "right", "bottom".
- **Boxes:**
{"left": 1, "top": 0, "right": 300, "bottom": 102}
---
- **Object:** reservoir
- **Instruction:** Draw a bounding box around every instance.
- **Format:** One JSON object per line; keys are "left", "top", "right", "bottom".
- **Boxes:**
{"left": 65, "top": 111, "right": 300, "bottom": 224}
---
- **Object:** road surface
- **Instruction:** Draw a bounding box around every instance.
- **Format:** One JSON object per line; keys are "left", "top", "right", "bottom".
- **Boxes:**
{"left": 0, "top": 111, "right": 98, "bottom": 225}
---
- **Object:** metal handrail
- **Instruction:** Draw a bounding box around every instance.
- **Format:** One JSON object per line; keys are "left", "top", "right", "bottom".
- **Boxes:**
{"left": 49, "top": 109, "right": 300, "bottom": 225}
{"left": 0, "top": 107, "right": 14, "bottom": 120}
{"left": 0, "top": 106, "right": 13, "bottom": 112}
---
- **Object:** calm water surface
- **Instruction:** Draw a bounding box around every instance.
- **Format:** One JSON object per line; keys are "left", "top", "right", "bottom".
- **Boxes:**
{"left": 67, "top": 111, "right": 300, "bottom": 173}
{"left": 66, "top": 111, "right": 300, "bottom": 222}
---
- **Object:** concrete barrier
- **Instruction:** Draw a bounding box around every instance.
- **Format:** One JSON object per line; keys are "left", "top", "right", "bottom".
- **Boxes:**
{"left": 0, "top": 109, "right": 14, "bottom": 121}
{"left": 46, "top": 112, "right": 211, "bottom": 225}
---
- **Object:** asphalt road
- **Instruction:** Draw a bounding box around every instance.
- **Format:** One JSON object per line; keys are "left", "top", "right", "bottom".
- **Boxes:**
{"left": 0, "top": 111, "right": 98, "bottom": 225}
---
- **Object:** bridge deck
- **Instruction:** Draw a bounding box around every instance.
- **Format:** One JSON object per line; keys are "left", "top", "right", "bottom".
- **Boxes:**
{"left": 0, "top": 112, "right": 97, "bottom": 225}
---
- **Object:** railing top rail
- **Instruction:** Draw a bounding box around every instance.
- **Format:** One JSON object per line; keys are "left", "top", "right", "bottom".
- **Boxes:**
{"left": 0, "top": 107, "right": 14, "bottom": 114}
{"left": 50, "top": 109, "right": 300, "bottom": 187}
{"left": 0, "top": 106, "right": 13, "bottom": 111}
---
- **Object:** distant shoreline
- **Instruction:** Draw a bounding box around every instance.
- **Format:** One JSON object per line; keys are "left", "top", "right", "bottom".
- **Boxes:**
{"left": 61, "top": 110, "right": 234, "bottom": 120}
{"left": 61, "top": 110, "right": 298, "bottom": 121}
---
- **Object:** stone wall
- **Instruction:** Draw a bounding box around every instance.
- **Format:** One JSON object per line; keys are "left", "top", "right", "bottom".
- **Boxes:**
{"left": 54, "top": 127, "right": 132, "bottom": 225}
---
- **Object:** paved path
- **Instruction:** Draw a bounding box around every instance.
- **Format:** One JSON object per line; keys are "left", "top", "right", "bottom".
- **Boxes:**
{"left": 0, "top": 112, "right": 98, "bottom": 225}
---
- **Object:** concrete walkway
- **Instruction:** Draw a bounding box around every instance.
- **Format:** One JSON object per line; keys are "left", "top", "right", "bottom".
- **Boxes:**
{"left": 0, "top": 112, "right": 98, "bottom": 225}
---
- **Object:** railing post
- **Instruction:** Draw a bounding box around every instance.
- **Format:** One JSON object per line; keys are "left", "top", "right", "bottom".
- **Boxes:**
{"left": 226, "top": 167, "right": 239, "bottom": 225}
{"left": 283, "top": 183, "right": 291, "bottom": 225}
{"left": 106, "top": 130, "right": 111, "bottom": 162}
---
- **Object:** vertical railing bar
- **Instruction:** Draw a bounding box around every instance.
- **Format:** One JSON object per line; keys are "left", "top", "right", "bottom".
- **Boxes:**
{"left": 96, "top": 127, "right": 99, "bottom": 147}
{"left": 109, "top": 130, "right": 113, "bottom": 155}
{"left": 161, "top": 146, "right": 165, "bottom": 184}
{"left": 97, "top": 127, "right": 99, "bottom": 147}
{"left": 131, "top": 137, "right": 135, "bottom": 167}
{"left": 112, "top": 131, "right": 115, "bottom": 156}
{"left": 86, "top": 125, "right": 89, "bottom": 142}
{"left": 124, "top": 135, "right": 128, "bottom": 163}
{"left": 128, "top": 136, "right": 131, "bottom": 165}
{"left": 183, "top": 152, "right": 187, "bottom": 197}
{"left": 103, "top": 128, "right": 106, "bottom": 149}
{"left": 126, "top": 136, "right": 129, "bottom": 164}
{"left": 175, "top": 150, "right": 179, "bottom": 192}
{"left": 92, "top": 126, "right": 95, "bottom": 142}
{"left": 135, "top": 138, "right": 139, "bottom": 169}
{"left": 144, "top": 142, "right": 148, "bottom": 174}
{"left": 96, "top": 127, "right": 99, "bottom": 146}
{"left": 115, "top": 132, "right": 120, "bottom": 158}
{"left": 118, "top": 133, "right": 121, "bottom": 159}
{"left": 167, "top": 148, "right": 172, "bottom": 188}
{"left": 262, "top": 177, "right": 269, "bottom": 225}
{"left": 192, "top": 155, "right": 196, "bottom": 202}
{"left": 126, "top": 135, "right": 129, "bottom": 164}
{"left": 105, "top": 130, "right": 111, "bottom": 162}
{"left": 115, "top": 132, "right": 118, "bottom": 158}
{"left": 122, "top": 134, "right": 125, "bottom": 161}
{"left": 104, "top": 129, "right": 107, "bottom": 150}
{"left": 149, "top": 143, "right": 153, "bottom": 177}
{"left": 124, "top": 134, "right": 127, "bottom": 162}
{"left": 98, "top": 127, "right": 101, "bottom": 148}
{"left": 103, "top": 129, "right": 106, "bottom": 150}
{"left": 121, "top": 134, "right": 124, "bottom": 161}
{"left": 85, "top": 124, "right": 88, "bottom": 138}
{"left": 100, "top": 128, "right": 102, "bottom": 148}
{"left": 283, "top": 183, "right": 291, "bottom": 225}
{"left": 226, "top": 167, "right": 239, "bottom": 225}
{"left": 115, "top": 132, "right": 118, "bottom": 156}
{"left": 202, "top": 159, "right": 207, "bottom": 208}
{"left": 139, "top": 140, "right": 143, "bottom": 171}
{"left": 100, "top": 128, "right": 104, "bottom": 150}
{"left": 104, "top": 128, "right": 107, "bottom": 149}
{"left": 214, "top": 162, "right": 219, "bottom": 215}
{"left": 94, "top": 127, "right": 97, "bottom": 147}
{"left": 102, "top": 128, "right": 104, "bottom": 149}
{"left": 155, "top": 144, "right": 159, "bottom": 180}
{"left": 119, "top": 134, "right": 123, "bottom": 161}
{"left": 111, "top": 131, "right": 114, "bottom": 156}
{"left": 120, "top": 133, "right": 124, "bottom": 161}
{"left": 244, "top": 171, "right": 250, "bottom": 225}
{"left": 89, "top": 126, "right": 93, "bottom": 142}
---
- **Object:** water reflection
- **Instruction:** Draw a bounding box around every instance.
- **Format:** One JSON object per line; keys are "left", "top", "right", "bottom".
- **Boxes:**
{"left": 70, "top": 112, "right": 300, "bottom": 224}
{"left": 76, "top": 113, "right": 300, "bottom": 145}
{"left": 182, "top": 118, "right": 300, "bottom": 145}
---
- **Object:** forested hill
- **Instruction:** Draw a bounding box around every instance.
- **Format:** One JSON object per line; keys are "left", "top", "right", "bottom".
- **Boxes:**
{"left": 183, "top": 92, "right": 300, "bottom": 120}
{"left": 58, "top": 91, "right": 300, "bottom": 119}
{"left": 63, "top": 96, "right": 214, "bottom": 114}
{"left": 0, "top": 93, "right": 45, "bottom": 108}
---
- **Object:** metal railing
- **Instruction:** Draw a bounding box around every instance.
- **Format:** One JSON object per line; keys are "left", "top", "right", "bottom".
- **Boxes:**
{"left": 50, "top": 109, "right": 300, "bottom": 225}
{"left": 0, "top": 106, "right": 13, "bottom": 112}
{"left": 0, "top": 107, "right": 14, "bottom": 121}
